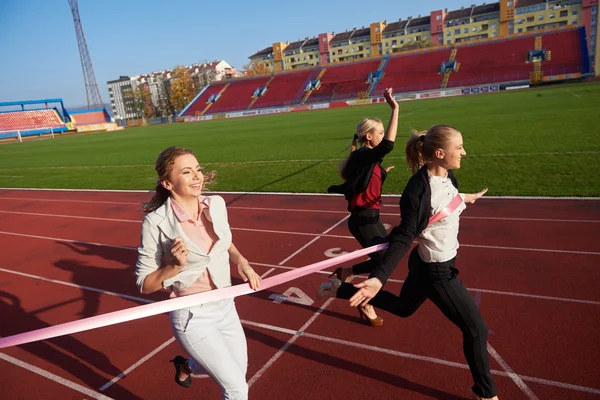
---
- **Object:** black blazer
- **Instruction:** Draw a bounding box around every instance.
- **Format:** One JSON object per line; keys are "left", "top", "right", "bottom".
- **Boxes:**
{"left": 370, "top": 166, "right": 459, "bottom": 285}
{"left": 328, "top": 139, "right": 395, "bottom": 210}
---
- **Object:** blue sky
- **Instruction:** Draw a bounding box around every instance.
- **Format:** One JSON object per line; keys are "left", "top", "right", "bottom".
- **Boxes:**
{"left": 0, "top": 0, "right": 469, "bottom": 107}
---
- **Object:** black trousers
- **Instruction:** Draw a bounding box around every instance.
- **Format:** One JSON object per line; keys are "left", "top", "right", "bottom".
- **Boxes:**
{"left": 337, "top": 246, "right": 498, "bottom": 398}
{"left": 347, "top": 208, "right": 388, "bottom": 275}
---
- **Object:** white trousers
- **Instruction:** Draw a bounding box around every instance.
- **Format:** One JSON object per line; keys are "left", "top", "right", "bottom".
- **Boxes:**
{"left": 170, "top": 298, "right": 248, "bottom": 400}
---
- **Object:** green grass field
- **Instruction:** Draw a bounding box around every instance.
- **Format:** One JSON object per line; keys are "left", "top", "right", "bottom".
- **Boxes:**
{"left": 1, "top": 82, "right": 599, "bottom": 196}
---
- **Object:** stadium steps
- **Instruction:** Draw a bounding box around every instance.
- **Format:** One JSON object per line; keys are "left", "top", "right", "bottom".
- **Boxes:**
{"left": 201, "top": 83, "right": 230, "bottom": 115}
{"left": 441, "top": 48, "right": 458, "bottom": 88}
{"left": 248, "top": 76, "right": 275, "bottom": 109}
{"left": 301, "top": 69, "right": 326, "bottom": 104}
{"left": 367, "top": 57, "right": 389, "bottom": 96}
{"left": 530, "top": 36, "right": 543, "bottom": 83}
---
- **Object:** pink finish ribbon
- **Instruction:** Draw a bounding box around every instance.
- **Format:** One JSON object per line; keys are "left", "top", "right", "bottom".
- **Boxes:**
{"left": 428, "top": 194, "right": 463, "bottom": 226}
{"left": 0, "top": 243, "right": 389, "bottom": 349}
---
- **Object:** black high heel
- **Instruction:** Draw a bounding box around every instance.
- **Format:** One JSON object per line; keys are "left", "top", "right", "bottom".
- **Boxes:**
{"left": 169, "top": 355, "right": 192, "bottom": 388}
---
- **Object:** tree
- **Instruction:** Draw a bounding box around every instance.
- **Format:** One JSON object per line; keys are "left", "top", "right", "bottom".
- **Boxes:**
{"left": 169, "top": 66, "right": 196, "bottom": 114}
{"left": 132, "top": 84, "right": 155, "bottom": 118}
{"left": 154, "top": 79, "right": 175, "bottom": 117}
{"left": 241, "top": 61, "right": 273, "bottom": 77}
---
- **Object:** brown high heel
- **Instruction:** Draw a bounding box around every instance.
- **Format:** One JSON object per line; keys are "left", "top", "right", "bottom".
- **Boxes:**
{"left": 357, "top": 305, "right": 384, "bottom": 327}
{"left": 329, "top": 267, "right": 353, "bottom": 283}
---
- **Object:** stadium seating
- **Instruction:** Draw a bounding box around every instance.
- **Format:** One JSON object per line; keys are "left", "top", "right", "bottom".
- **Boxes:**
{"left": 447, "top": 36, "right": 535, "bottom": 87}
{"left": 541, "top": 29, "right": 583, "bottom": 75}
{"left": 251, "top": 69, "right": 316, "bottom": 109}
{"left": 70, "top": 111, "right": 109, "bottom": 125}
{"left": 182, "top": 82, "right": 228, "bottom": 116}
{"left": 373, "top": 49, "right": 452, "bottom": 95}
{"left": 0, "top": 109, "right": 66, "bottom": 134}
{"left": 208, "top": 77, "right": 271, "bottom": 114}
{"left": 306, "top": 60, "right": 380, "bottom": 103}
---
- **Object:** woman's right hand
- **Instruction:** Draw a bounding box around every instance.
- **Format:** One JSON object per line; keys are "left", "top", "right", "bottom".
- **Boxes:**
{"left": 171, "top": 237, "right": 188, "bottom": 267}
{"left": 383, "top": 88, "right": 398, "bottom": 110}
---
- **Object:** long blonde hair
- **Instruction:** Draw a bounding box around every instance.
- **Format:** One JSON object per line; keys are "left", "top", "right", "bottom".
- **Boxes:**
{"left": 338, "top": 117, "right": 383, "bottom": 179}
{"left": 405, "top": 125, "right": 459, "bottom": 174}
{"left": 141, "top": 146, "right": 217, "bottom": 213}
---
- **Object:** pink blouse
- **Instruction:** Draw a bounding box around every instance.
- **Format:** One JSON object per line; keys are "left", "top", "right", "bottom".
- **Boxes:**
{"left": 170, "top": 196, "right": 220, "bottom": 297}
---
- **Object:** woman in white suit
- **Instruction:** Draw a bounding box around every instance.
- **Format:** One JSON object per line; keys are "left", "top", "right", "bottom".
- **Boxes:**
{"left": 135, "top": 146, "right": 261, "bottom": 399}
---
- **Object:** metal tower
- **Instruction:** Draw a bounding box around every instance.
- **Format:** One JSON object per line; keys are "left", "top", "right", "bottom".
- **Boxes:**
{"left": 68, "top": 0, "right": 104, "bottom": 109}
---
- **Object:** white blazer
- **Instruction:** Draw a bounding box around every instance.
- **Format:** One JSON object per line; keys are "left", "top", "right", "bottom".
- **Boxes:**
{"left": 135, "top": 195, "right": 233, "bottom": 293}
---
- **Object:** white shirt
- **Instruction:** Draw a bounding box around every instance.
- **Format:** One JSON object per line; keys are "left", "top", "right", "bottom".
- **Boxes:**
{"left": 417, "top": 173, "right": 466, "bottom": 263}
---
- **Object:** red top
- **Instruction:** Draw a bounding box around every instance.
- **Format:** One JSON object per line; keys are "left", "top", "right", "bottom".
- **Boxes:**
{"left": 350, "top": 164, "right": 383, "bottom": 211}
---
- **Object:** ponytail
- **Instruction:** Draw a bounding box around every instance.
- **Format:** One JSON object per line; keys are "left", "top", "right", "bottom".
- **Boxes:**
{"left": 405, "top": 130, "right": 426, "bottom": 174}
{"left": 405, "top": 124, "right": 459, "bottom": 174}
{"left": 141, "top": 183, "right": 171, "bottom": 213}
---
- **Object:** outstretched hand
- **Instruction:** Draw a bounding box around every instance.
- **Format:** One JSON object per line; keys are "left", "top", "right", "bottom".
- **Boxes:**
{"left": 465, "top": 188, "right": 488, "bottom": 204}
{"left": 383, "top": 88, "right": 399, "bottom": 110}
{"left": 349, "top": 277, "right": 383, "bottom": 307}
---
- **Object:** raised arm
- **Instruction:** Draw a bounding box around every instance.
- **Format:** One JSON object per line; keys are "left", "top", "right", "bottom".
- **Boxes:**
{"left": 383, "top": 88, "right": 399, "bottom": 142}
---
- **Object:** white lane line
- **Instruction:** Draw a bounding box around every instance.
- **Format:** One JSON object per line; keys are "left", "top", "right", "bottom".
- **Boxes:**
{"left": 259, "top": 268, "right": 277, "bottom": 279}
{"left": 1, "top": 202, "right": 599, "bottom": 223}
{"left": 0, "top": 267, "right": 151, "bottom": 304}
{"left": 247, "top": 215, "right": 349, "bottom": 386}
{"left": 1, "top": 272, "right": 598, "bottom": 396}
{"left": 99, "top": 338, "right": 177, "bottom": 391}
{"left": 241, "top": 319, "right": 600, "bottom": 396}
{"left": 4, "top": 209, "right": 600, "bottom": 254}
{"left": 277, "top": 215, "right": 350, "bottom": 265}
{"left": 488, "top": 344, "right": 540, "bottom": 399}
{"left": 0, "top": 232, "right": 599, "bottom": 306}
{"left": 0, "top": 352, "right": 114, "bottom": 399}
{"left": 247, "top": 298, "right": 335, "bottom": 388}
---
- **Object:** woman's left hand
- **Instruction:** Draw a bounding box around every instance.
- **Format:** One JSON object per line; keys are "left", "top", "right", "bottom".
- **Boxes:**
{"left": 385, "top": 165, "right": 395, "bottom": 173}
{"left": 238, "top": 261, "right": 261, "bottom": 290}
{"left": 349, "top": 277, "right": 383, "bottom": 307}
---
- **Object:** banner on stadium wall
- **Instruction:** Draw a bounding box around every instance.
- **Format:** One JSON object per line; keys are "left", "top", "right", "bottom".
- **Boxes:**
{"left": 76, "top": 122, "right": 118, "bottom": 132}
{"left": 394, "top": 94, "right": 418, "bottom": 102}
{"left": 505, "top": 84, "right": 530, "bottom": 90}
{"left": 310, "top": 103, "right": 330, "bottom": 110}
{"left": 290, "top": 105, "right": 311, "bottom": 112}
{"left": 419, "top": 91, "right": 441, "bottom": 99}
{"left": 462, "top": 85, "right": 499, "bottom": 95}
{"left": 542, "top": 72, "right": 581, "bottom": 82}
{"left": 347, "top": 99, "right": 371, "bottom": 106}
{"left": 328, "top": 102, "right": 349, "bottom": 109}
{"left": 443, "top": 89, "right": 463, "bottom": 97}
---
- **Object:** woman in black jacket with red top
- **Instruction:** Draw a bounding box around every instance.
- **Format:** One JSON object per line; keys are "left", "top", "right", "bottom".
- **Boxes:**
{"left": 322, "top": 87, "right": 399, "bottom": 327}
{"left": 321, "top": 124, "right": 498, "bottom": 400}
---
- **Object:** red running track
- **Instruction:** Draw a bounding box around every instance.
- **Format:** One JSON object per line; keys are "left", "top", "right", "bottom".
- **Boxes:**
{"left": 0, "top": 189, "right": 598, "bottom": 400}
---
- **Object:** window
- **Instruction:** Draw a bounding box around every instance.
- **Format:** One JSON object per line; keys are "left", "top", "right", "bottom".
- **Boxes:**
{"left": 518, "top": 28, "right": 523, "bottom": 33}
{"left": 447, "top": 40, "right": 452, "bottom": 44}
{"left": 473, "top": 26, "right": 478, "bottom": 31}
{"left": 464, "top": 27, "right": 468, "bottom": 33}
{"left": 455, "top": 28, "right": 460, "bottom": 34}
{"left": 550, "top": 13, "right": 555, "bottom": 19}
{"left": 492, "top": 23, "right": 497, "bottom": 29}
{"left": 437, "top": 15, "right": 442, "bottom": 20}
{"left": 572, "top": 9, "right": 578, "bottom": 15}
{"left": 538, "top": 15, "right": 544, "bottom": 20}
{"left": 560, "top": 10, "right": 568, "bottom": 17}
{"left": 518, "top": 19, "right": 524, "bottom": 24}
{"left": 507, "top": 1, "right": 513, "bottom": 6}
{"left": 376, "top": 27, "right": 380, "bottom": 32}
{"left": 447, "top": 31, "right": 451, "bottom": 36}
{"left": 572, "top": 19, "right": 577, "bottom": 24}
